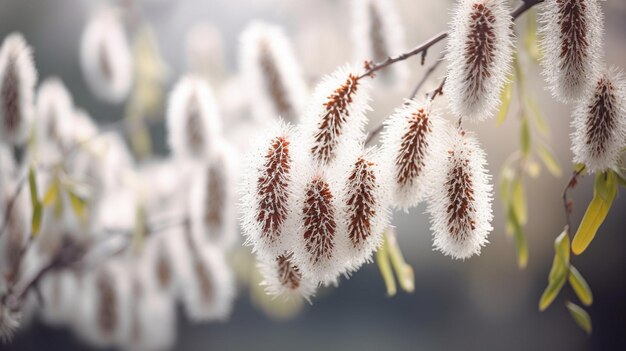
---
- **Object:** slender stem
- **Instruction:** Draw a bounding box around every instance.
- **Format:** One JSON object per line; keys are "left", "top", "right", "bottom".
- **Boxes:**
{"left": 562, "top": 167, "right": 585, "bottom": 236}
{"left": 0, "top": 173, "right": 28, "bottom": 238}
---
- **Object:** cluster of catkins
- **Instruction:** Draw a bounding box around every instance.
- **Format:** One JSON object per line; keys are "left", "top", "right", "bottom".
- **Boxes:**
{"left": 0, "top": 5, "right": 236, "bottom": 349}
{"left": 538, "top": 0, "right": 626, "bottom": 173}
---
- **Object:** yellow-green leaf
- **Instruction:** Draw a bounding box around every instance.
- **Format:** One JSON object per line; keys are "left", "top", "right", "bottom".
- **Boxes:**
{"left": 566, "top": 301, "right": 592, "bottom": 335}
{"left": 524, "top": 8, "right": 543, "bottom": 63}
{"left": 386, "top": 230, "right": 414, "bottom": 293}
{"left": 572, "top": 171, "right": 617, "bottom": 255}
{"left": 540, "top": 230, "right": 570, "bottom": 311}
{"left": 43, "top": 179, "right": 59, "bottom": 206}
{"left": 376, "top": 238, "right": 396, "bottom": 297}
{"left": 536, "top": 144, "right": 562, "bottom": 177}
{"left": 520, "top": 118, "right": 531, "bottom": 157}
{"left": 68, "top": 190, "right": 88, "bottom": 223}
{"left": 511, "top": 178, "right": 528, "bottom": 225}
{"left": 569, "top": 266, "right": 593, "bottom": 306}
{"left": 497, "top": 76, "right": 514, "bottom": 126}
{"left": 31, "top": 202, "right": 42, "bottom": 236}
{"left": 539, "top": 272, "right": 567, "bottom": 311}
{"left": 523, "top": 94, "right": 549, "bottom": 137}
{"left": 525, "top": 159, "right": 541, "bottom": 178}
{"left": 28, "top": 166, "right": 39, "bottom": 207}
{"left": 508, "top": 207, "right": 528, "bottom": 269}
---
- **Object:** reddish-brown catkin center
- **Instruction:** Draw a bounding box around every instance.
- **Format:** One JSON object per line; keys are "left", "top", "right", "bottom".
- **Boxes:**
{"left": 156, "top": 247, "right": 172, "bottom": 289}
{"left": 302, "top": 177, "right": 336, "bottom": 263}
{"left": 2, "top": 59, "right": 20, "bottom": 133}
{"left": 205, "top": 163, "right": 225, "bottom": 232}
{"left": 194, "top": 258, "right": 214, "bottom": 305}
{"left": 445, "top": 154, "right": 477, "bottom": 242}
{"left": 585, "top": 78, "right": 618, "bottom": 156}
{"left": 347, "top": 157, "right": 377, "bottom": 247}
{"left": 557, "top": 0, "right": 589, "bottom": 72}
{"left": 395, "top": 108, "right": 431, "bottom": 186}
{"left": 276, "top": 252, "right": 302, "bottom": 289}
{"left": 311, "top": 74, "right": 359, "bottom": 164}
{"left": 186, "top": 93, "right": 204, "bottom": 150}
{"left": 464, "top": 3, "right": 496, "bottom": 91}
{"left": 259, "top": 40, "right": 294, "bottom": 118}
{"left": 256, "top": 136, "right": 291, "bottom": 241}
{"left": 97, "top": 272, "right": 117, "bottom": 337}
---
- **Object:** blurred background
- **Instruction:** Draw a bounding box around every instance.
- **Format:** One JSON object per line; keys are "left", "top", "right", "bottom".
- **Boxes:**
{"left": 1, "top": 0, "right": 625, "bottom": 350}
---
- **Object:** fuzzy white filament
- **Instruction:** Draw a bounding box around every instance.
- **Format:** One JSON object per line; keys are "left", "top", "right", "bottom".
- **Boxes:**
{"left": 380, "top": 100, "right": 447, "bottom": 209}
{"left": 351, "top": 0, "right": 408, "bottom": 86}
{"left": 80, "top": 6, "right": 132, "bottom": 103}
{"left": 258, "top": 252, "right": 317, "bottom": 300}
{"left": 446, "top": 0, "right": 514, "bottom": 121}
{"left": 166, "top": 75, "right": 222, "bottom": 160}
{"left": 427, "top": 128, "right": 493, "bottom": 259}
{"left": 35, "top": 78, "right": 73, "bottom": 148}
{"left": 539, "top": 0, "right": 604, "bottom": 102}
{"left": 240, "top": 21, "right": 307, "bottom": 124}
{"left": 240, "top": 123, "right": 304, "bottom": 259}
{"left": 0, "top": 303, "right": 20, "bottom": 342}
{"left": 303, "top": 65, "right": 370, "bottom": 167}
{"left": 571, "top": 67, "right": 626, "bottom": 173}
{"left": 0, "top": 33, "right": 36, "bottom": 145}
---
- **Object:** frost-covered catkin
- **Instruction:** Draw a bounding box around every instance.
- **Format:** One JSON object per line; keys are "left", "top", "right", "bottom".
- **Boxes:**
{"left": 241, "top": 123, "right": 304, "bottom": 258}
{"left": 351, "top": 0, "right": 407, "bottom": 86}
{"left": 35, "top": 78, "right": 73, "bottom": 147}
{"left": 180, "top": 231, "right": 235, "bottom": 321}
{"left": 0, "top": 33, "right": 36, "bottom": 145}
{"left": 427, "top": 128, "right": 493, "bottom": 259}
{"left": 80, "top": 6, "right": 132, "bottom": 103}
{"left": 240, "top": 21, "right": 307, "bottom": 124}
{"left": 446, "top": 0, "right": 513, "bottom": 121}
{"left": 381, "top": 100, "right": 447, "bottom": 209}
{"left": 571, "top": 67, "right": 626, "bottom": 172}
{"left": 539, "top": 0, "right": 604, "bottom": 102}
{"left": 303, "top": 65, "right": 370, "bottom": 167}
{"left": 167, "top": 75, "right": 222, "bottom": 160}
{"left": 190, "top": 142, "right": 237, "bottom": 249}
{"left": 338, "top": 150, "right": 390, "bottom": 268}
{"left": 258, "top": 252, "right": 317, "bottom": 300}
{"left": 291, "top": 170, "right": 349, "bottom": 285}
{"left": 0, "top": 303, "right": 20, "bottom": 342}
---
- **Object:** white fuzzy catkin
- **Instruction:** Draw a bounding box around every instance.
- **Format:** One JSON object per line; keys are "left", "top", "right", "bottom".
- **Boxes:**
{"left": 35, "top": 78, "right": 74, "bottom": 148}
{"left": 336, "top": 148, "right": 390, "bottom": 269}
{"left": 380, "top": 100, "right": 448, "bottom": 210}
{"left": 302, "top": 65, "right": 370, "bottom": 167}
{"left": 351, "top": 0, "right": 408, "bottom": 87}
{"left": 539, "top": 0, "right": 604, "bottom": 103}
{"left": 290, "top": 169, "right": 351, "bottom": 286}
{"left": 258, "top": 251, "right": 317, "bottom": 301}
{"left": 240, "top": 21, "right": 307, "bottom": 124}
{"left": 240, "top": 122, "right": 306, "bottom": 259}
{"left": 190, "top": 142, "right": 237, "bottom": 249}
{"left": 166, "top": 75, "right": 222, "bottom": 160}
{"left": 0, "top": 33, "right": 36, "bottom": 145}
{"left": 427, "top": 128, "right": 493, "bottom": 260}
{"left": 446, "top": 0, "right": 514, "bottom": 121}
{"left": 80, "top": 6, "right": 132, "bottom": 103}
{"left": 0, "top": 303, "right": 20, "bottom": 342}
{"left": 571, "top": 67, "right": 626, "bottom": 173}
{"left": 180, "top": 236, "right": 235, "bottom": 322}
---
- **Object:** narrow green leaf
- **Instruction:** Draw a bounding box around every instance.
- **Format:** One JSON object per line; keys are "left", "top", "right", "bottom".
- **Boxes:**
{"left": 566, "top": 301, "right": 592, "bottom": 334}
{"left": 569, "top": 266, "right": 593, "bottom": 306}
{"left": 539, "top": 272, "right": 567, "bottom": 311}
{"left": 572, "top": 171, "right": 617, "bottom": 255}
{"left": 536, "top": 144, "right": 562, "bottom": 177}
{"left": 67, "top": 190, "right": 88, "bottom": 223}
{"left": 520, "top": 118, "right": 531, "bottom": 157}
{"left": 28, "top": 166, "right": 38, "bottom": 206}
{"left": 43, "top": 179, "right": 59, "bottom": 206}
{"left": 376, "top": 238, "right": 397, "bottom": 297}
{"left": 31, "top": 202, "right": 42, "bottom": 236}
{"left": 524, "top": 8, "right": 543, "bottom": 63}
{"left": 496, "top": 76, "right": 514, "bottom": 126}
{"left": 523, "top": 94, "right": 549, "bottom": 137}
{"left": 511, "top": 179, "right": 528, "bottom": 225}
{"left": 508, "top": 207, "right": 528, "bottom": 269}
{"left": 525, "top": 159, "right": 541, "bottom": 178}
{"left": 386, "top": 230, "right": 414, "bottom": 293}
{"left": 540, "top": 230, "right": 570, "bottom": 311}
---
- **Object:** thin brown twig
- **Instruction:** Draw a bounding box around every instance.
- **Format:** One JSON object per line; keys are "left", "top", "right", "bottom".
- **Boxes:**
{"left": 562, "top": 166, "right": 585, "bottom": 236}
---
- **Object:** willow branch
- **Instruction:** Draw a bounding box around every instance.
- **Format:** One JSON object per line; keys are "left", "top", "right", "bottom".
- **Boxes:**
{"left": 562, "top": 167, "right": 585, "bottom": 236}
